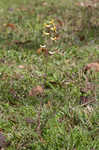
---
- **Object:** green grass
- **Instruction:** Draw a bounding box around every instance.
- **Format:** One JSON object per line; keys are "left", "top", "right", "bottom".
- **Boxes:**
{"left": 0, "top": 0, "right": 99, "bottom": 149}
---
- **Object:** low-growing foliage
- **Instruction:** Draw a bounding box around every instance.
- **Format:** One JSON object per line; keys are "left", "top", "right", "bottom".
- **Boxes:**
{"left": 0, "top": 0, "right": 99, "bottom": 149}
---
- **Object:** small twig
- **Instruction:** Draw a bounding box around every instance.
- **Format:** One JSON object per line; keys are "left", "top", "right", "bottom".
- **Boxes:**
{"left": 80, "top": 99, "right": 96, "bottom": 107}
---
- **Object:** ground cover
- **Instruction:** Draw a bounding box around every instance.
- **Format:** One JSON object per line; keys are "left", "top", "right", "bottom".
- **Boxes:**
{"left": 0, "top": 0, "right": 99, "bottom": 149}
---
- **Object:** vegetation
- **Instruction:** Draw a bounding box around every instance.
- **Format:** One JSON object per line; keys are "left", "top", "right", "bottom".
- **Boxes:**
{"left": 0, "top": 0, "right": 99, "bottom": 149}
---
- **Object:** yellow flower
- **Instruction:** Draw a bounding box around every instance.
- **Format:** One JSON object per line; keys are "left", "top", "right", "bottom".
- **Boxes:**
{"left": 50, "top": 37, "right": 57, "bottom": 41}
{"left": 44, "top": 23, "right": 50, "bottom": 28}
{"left": 49, "top": 19, "right": 54, "bottom": 25}
{"left": 50, "top": 26, "right": 56, "bottom": 32}
{"left": 43, "top": 31, "right": 50, "bottom": 35}
{"left": 40, "top": 44, "right": 46, "bottom": 48}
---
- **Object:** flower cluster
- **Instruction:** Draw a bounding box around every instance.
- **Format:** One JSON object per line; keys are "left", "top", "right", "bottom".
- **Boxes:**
{"left": 43, "top": 19, "right": 57, "bottom": 41}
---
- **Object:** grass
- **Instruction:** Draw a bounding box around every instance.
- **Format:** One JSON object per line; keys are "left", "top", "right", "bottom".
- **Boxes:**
{"left": 0, "top": 0, "right": 99, "bottom": 149}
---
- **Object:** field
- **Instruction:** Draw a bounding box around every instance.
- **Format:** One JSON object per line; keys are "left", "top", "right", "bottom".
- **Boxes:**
{"left": 0, "top": 0, "right": 99, "bottom": 149}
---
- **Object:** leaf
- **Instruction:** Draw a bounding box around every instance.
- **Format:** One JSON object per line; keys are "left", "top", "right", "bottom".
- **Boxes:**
{"left": 42, "top": 2, "right": 48, "bottom": 6}
{"left": 14, "top": 40, "right": 32, "bottom": 46}
{"left": 46, "top": 101, "right": 51, "bottom": 108}
{"left": 29, "top": 85, "right": 44, "bottom": 96}
{"left": 18, "top": 65, "right": 25, "bottom": 69}
{"left": 80, "top": 82, "right": 96, "bottom": 106}
{"left": 37, "top": 47, "right": 48, "bottom": 55}
{"left": 56, "top": 19, "right": 63, "bottom": 26}
{"left": 48, "top": 51, "right": 56, "bottom": 55}
{"left": 10, "top": 88, "right": 17, "bottom": 97}
{"left": 76, "top": 2, "right": 97, "bottom": 8}
{"left": 84, "top": 62, "right": 99, "bottom": 72}
{"left": 79, "top": 35, "right": 85, "bottom": 41}
{"left": 37, "top": 48, "right": 43, "bottom": 54}
{"left": 6, "top": 23, "right": 16, "bottom": 30}
{"left": 80, "top": 96, "right": 89, "bottom": 104}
